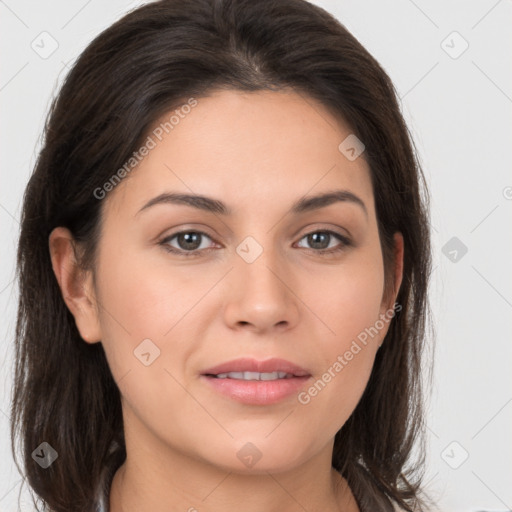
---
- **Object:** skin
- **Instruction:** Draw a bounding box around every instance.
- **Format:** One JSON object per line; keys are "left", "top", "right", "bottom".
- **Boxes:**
{"left": 49, "top": 88, "right": 403, "bottom": 512}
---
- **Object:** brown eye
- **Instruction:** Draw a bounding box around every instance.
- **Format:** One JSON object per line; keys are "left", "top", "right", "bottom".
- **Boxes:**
{"left": 160, "top": 230, "right": 215, "bottom": 257}
{"left": 295, "top": 230, "right": 351, "bottom": 254}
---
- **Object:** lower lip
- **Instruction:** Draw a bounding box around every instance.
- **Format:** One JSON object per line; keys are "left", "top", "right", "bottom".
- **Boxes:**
{"left": 201, "top": 375, "right": 311, "bottom": 405}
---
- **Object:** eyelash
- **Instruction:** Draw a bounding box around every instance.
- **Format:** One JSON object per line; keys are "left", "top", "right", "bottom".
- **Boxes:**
{"left": 159, "top": 229, "right": 352, "bottom": 258}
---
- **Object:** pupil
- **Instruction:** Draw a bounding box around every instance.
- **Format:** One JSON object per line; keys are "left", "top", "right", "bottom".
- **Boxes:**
{"left": 179, "top": 232, "right": 201, "bottom": 250}
{"left": 309, "top": 232, "right": 329, "bottom": 249}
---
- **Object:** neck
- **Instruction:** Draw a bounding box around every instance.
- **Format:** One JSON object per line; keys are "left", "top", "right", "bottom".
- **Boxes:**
{"left": 108, "top": 447, "right": 359, "bottom": 512}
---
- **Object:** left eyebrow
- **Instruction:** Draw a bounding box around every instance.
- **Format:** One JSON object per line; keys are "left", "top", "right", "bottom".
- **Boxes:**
{"left": 291, "top": 190, "right": 368, "bottom": 218}
{"left": 135, "top": 189, "right": 368, "bottom": 219}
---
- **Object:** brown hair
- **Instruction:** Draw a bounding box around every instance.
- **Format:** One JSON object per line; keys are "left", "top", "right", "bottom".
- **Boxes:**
{"left": 11, "top": 0, "right": 435, "bottom": 510}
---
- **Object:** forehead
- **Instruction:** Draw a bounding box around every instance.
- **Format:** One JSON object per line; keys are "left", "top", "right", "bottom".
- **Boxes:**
{"left": 102, "top": 88, "right": 374, "bottom": 221}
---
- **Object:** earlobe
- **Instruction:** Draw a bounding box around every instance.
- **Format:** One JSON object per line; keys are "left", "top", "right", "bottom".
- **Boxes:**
{"left": 48, "top": 227, "right": 102, "bottom": 344}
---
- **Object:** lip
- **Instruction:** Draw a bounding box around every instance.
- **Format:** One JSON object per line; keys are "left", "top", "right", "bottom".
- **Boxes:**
{"left": 200, "top": 358, "right": 312, "bottom": 405}
{"left": 201, "top": 375, "right": 311, "bottom": 405}
{"left": 201, "top": 357, "right": 310, "bottom": 377}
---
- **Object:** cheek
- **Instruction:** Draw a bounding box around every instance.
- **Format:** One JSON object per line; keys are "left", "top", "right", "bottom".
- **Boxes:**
{"left": 93, "top": 250, "right": 188, "bottom": 383}
{"left": 95, "top": 254, "right": 201, "bottom": 435}
{"left": 95, "top": 246, "right": 223, "bottom": 414}
{"left": 297, "top": 326, "right": 378, "bottom": 444}
{"left": 96, "top": 248, "right": 200, "bottom": 340}
{"left": 306, "top": 251, "right": 385, "bottom": 348}
{"left": 297, "top": 250, "right": 385, "bottom": 428}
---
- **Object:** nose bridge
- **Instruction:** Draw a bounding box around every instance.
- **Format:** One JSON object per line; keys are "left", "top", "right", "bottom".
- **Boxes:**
{"left": 235, "top": 233, "right": 286, "bottom": 296}
{"left": 224, "top": 232, "right": 299, "bottom": 330}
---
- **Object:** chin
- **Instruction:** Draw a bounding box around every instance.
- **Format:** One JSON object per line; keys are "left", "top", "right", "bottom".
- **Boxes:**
{"left": 203, "top": 439, "right": 313, "bottom": 475}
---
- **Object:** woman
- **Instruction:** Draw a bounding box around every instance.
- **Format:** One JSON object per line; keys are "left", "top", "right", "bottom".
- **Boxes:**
{"left": 11, "top": 0, "right": 435, "bottom": 511}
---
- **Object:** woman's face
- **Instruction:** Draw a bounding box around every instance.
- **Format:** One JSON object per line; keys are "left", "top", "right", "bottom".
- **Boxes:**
{"left": 72, "top": 89, "right": 402, "bottom": 474}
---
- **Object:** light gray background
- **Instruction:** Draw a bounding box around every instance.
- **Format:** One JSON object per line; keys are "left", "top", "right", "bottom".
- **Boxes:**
{"left": 1, "top": 1, "right": 511, "bottom": 511}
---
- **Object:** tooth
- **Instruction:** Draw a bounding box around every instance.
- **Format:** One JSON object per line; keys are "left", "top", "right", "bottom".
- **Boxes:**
{"left": 260, "top": 372, "right": 279, "bottom": 380}
{"left": 243, "top": 371, "right": 260, "bottom": 380}
{"left": 215, "top": 371, "right": 293, "bottom": 380}
{"left": 227, "top": 372, "right": 245, "bottom": 379}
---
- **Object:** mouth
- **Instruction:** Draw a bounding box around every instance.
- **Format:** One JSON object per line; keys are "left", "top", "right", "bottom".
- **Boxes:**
{"left": 206, "top": 371, "right": 300, "bottom": 380}
{"left": 201, "top": 357, "right": 311, "bottom": 377}
{"left": 200, "top": 358, "right": 312, "bottom": 405}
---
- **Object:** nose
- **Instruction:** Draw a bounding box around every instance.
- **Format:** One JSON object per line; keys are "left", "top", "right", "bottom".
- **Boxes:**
{"left": 223, "top": 242, "right": 300, "bottom": 334}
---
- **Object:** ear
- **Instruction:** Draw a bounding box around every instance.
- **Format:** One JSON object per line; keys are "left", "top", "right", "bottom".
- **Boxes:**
{"left": 48, "top": 226, "right": 102, "bottom": 344}
{"left": 380, "top": 231, "right": 404, "bottom": 314}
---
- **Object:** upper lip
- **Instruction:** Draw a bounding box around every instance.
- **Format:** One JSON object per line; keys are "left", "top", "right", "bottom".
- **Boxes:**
{"left": 201, "top": 358, "right": 311, "bottom": 377}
